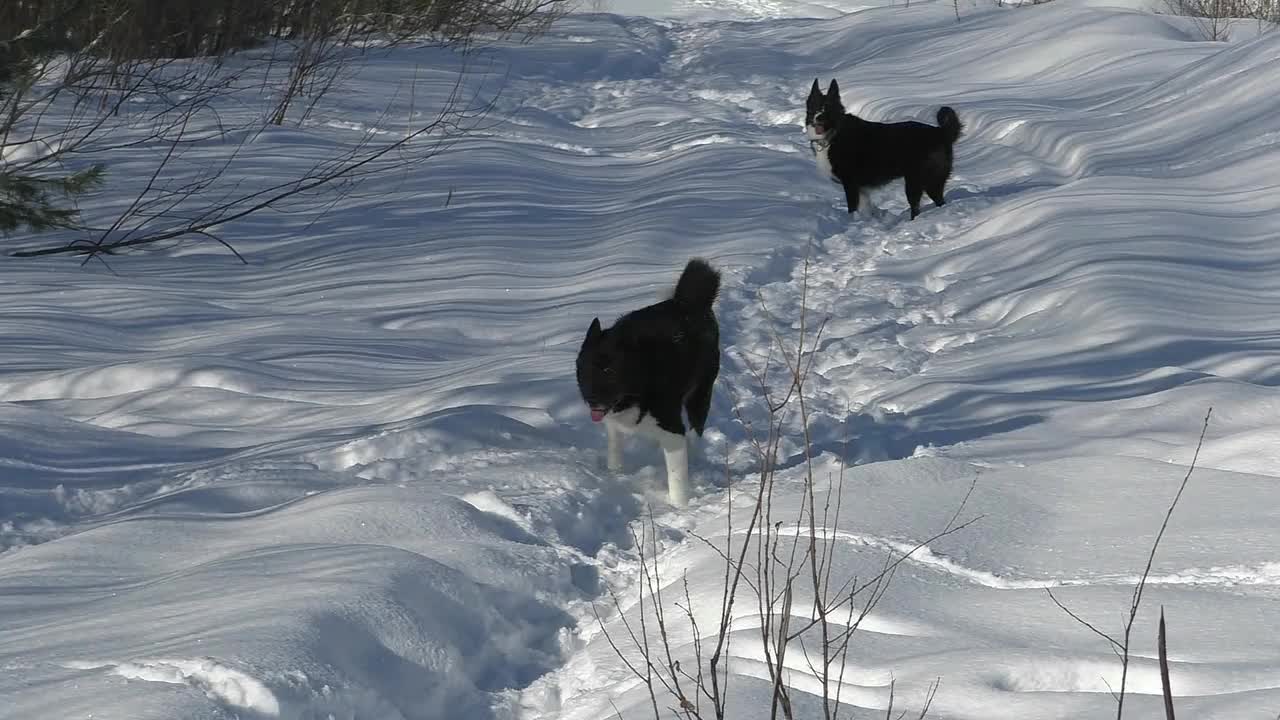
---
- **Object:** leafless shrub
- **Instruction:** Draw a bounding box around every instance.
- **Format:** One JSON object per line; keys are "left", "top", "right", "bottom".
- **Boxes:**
{"left": 1, "top": 0, "right": 574, "bottom": 61}
{"left": 2, "top": 0, "right": 573, "bottom": 259}
{"left": 1162, "top": 0, "right": 1279, "bottom": 39}
{"left": 1166, "top": 0, "right": 1238, "bottom": 40}
{"left": 11, "top": 58, "right": 496, "bottom": 262}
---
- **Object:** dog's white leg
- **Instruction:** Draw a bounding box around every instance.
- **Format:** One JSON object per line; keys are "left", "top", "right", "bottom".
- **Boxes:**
{"left": 606, "top": 422, "right": 623, "bottom": 472}
{"left": 859, "top": 190, "right": 880, "bottom": 217}
{"left": 658, "top": 431, "right": 690, "bottom": 507}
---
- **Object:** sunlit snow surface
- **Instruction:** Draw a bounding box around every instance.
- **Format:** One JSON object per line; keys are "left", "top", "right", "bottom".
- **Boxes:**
{"left": 3, "top": 0, "right": 1280, "bottom": 718}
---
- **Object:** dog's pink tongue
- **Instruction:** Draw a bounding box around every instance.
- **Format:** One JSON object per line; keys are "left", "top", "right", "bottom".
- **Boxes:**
{"left": 590, "top": 408, "right": 606, "bottom": 422}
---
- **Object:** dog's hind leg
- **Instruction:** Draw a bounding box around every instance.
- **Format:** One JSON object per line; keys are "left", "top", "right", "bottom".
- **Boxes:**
{"left": 651, "top": 408, "right": 691, "bottom": 506}
{"left": 905, "top": 175, "right": 924, "bottom": 220}
{"left": 925, "top": 148, "right": 951, "bottom": 208}
{"left": 843, "top": 182, "right": 860, "bottom": 215}
{"left": 684, "top": 385, "right": 713, "bottom": 437}
{"left": 925, "top": 180, "right": 946, "bottom": 208}
{"left": 858, "top": 189, "right": 882, "bottom": 218}
{"left": 685, "top": 369, "right": 718, "bottom": 437}
{"left": 659, "top": 432, "right": 690, "bottom": 506}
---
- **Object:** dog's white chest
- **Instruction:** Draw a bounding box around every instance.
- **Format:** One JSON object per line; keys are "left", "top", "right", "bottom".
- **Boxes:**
{"left": 604, "top": 406, "right": 668, "bottom": 441}
{"left": 814, "top": 143, "right": 836, "bottom": 182}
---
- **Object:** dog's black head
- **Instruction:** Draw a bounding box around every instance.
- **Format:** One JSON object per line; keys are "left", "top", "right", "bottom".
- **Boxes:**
{"left": 805, "top": 78, "right": 845, "bottom": 141}
{"left": 576, "top": 317, "right": 626, "bottom": 423}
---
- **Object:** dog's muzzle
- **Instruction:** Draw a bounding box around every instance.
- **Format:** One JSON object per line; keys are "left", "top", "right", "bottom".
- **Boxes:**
{"left": 807, "top": 124, "right": 835, "bottom": 155}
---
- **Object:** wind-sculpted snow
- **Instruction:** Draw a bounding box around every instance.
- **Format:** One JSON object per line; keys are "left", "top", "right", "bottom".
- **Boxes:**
{"left": 3, "top": 0, "right": 1280, "bottom": 718}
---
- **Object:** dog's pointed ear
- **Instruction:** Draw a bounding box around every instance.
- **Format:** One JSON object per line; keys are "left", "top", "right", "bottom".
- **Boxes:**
{"left": 584, "top": 317, "right": 603, "bottom": 344}
{"left": 827, "top": 78, "right": 840, "bottom": 99}
{"left": 809, "top": 78, "right": 821, "bottom": 97}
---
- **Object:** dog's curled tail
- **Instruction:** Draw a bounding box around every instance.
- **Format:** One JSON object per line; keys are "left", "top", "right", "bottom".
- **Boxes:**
{"left": 673, "top": 258, "right": 721, "bottom": 310}
{"left": 937, "top": 106, "right": 963, "bottom": 145}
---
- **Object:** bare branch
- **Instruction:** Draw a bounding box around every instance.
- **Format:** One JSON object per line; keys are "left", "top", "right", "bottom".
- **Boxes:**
{"left": 1044, "top": 587, "right": 1122, "bottom": 652}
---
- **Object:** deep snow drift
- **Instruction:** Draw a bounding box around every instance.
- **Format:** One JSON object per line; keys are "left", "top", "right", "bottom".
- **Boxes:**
{"left": 3, "top": 0, "right": 1279, "bottom": 718}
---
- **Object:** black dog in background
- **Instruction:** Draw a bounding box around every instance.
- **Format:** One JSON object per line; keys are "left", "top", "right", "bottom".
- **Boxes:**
{"left": 575, "top": 259, "right": 721, "bottom": 506}
{"left": 805, "top": 78, "right": 962, "bottom": 220}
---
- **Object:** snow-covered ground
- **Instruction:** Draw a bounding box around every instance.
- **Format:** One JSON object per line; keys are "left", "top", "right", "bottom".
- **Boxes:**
{"left": 3, "top": 0, "right": 1280, "bottom": 718}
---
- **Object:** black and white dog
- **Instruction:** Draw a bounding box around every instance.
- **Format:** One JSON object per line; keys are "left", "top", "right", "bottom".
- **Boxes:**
{"left": 805, "top": 78, "right": 962, "bottom": 220}
{"left": 576, "top": 259, "right": 721, "bottom": 506}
